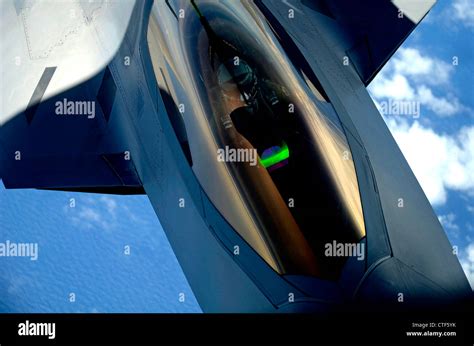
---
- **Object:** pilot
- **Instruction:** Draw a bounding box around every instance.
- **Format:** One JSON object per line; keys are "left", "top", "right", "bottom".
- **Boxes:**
{"left": 217, "top": 59, "right": 295, "bottom": 154}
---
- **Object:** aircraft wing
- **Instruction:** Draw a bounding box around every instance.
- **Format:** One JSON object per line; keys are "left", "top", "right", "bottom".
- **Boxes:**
{"left": 0, "top": 0, "right": 144, "bottom": 194}
{"left": 256, "top": 0, "right": 436, "bottom": 85}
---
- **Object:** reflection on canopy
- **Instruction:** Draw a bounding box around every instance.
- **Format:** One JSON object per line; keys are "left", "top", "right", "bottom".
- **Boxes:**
{"left": 148, "top": 0, "right": 366, "bottom": 279}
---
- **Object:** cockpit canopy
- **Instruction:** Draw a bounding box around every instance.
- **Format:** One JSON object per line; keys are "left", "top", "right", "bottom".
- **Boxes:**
{"left": 148, "top": 0, "right": 366, "bottom": 280}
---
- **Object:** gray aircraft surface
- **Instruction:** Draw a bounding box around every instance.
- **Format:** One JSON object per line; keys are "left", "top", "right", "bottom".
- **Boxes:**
{"left": 0, "top": 0, "right": 471, "bottom": 312}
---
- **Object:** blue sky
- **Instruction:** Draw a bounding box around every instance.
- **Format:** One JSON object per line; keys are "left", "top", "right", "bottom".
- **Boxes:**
{"left": 368, "top": 0, "right": 474, "bottom": 288}
{"left": 0, "top": 187, "right": 201, "bottom": 312}
{"left": 0, "top": 0, "right": 472, "bottom": 313}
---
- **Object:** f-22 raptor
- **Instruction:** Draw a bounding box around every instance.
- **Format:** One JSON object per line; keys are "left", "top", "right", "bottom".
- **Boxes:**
{"left": 0, "top": 0, "right": 471, "bottom": 312}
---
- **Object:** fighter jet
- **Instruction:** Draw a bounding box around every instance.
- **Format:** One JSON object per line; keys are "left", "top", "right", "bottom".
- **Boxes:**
{"left": 0, "top": 0, "right": 471, "bottom": 312}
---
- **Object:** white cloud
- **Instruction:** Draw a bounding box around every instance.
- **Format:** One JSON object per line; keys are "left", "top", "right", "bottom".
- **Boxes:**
{"left": 369, "top": 45, "right": 474, "bottom": 206}
{"left": 438, "top": 213, "right": 459, "bottom": 230}
{"left": 368, "top": 47, "right": 467, "bottom": 117}
{"left": 65, "top": 196, "right": 124, "bottom": 231}
{"left": 100, "top": 196, "right": 117, "bottom": 216}
{"left": 78, "top": 207, "right": 101, "bottom": 224}
{"left": 386, "top": 118, "right": 474, "bottom": 206}
{"left": 452, "top": 0, "right": 474, "bottom": 29}
{"left": 370, "top": 73, "right": 415, "bottom": 100}
{"left": 417, "top": 85, "right": 462, "bottom": 116}
{"left": 74, "top": 206, "right": 110, "bottom": 230}
{"left": 391, "top": 47, "right": 453, "bottom": 85}
{"left": 460, "top": 243, "right": 474, "bottom": 290}
{"left": 438, "top": 213, "right": 460, "bottom": 238}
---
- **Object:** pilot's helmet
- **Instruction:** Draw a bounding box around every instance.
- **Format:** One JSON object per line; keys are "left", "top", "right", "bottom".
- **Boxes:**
{"left": 217, "top": 59, "right": 257, "bottom": 102}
